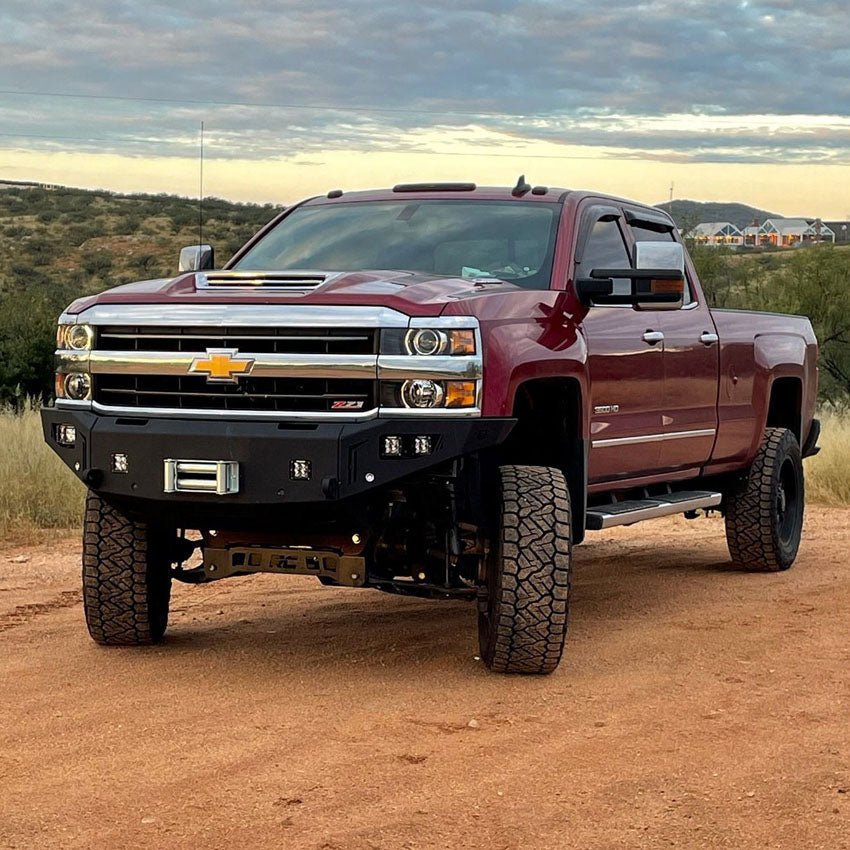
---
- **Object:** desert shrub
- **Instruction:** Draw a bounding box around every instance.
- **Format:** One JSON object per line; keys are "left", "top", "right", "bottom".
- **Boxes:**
{"left": 81, "top": 250, "right": 114, "bottom": 276}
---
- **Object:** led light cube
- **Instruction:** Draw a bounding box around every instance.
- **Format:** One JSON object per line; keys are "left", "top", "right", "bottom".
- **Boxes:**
{"left": 290, "top": 459, "right": 312, "bottom": 480}
{"left": 111, "top": 453, "right": 129, "bottom": 473}
{"left": 414, "top": 436, "right": 433, "bottom": 456}
{"left": 55, "top": 424, "right": 76, "bottom": 448}
{"left": 382, "top": 435, "right": 402, "bottom": 457}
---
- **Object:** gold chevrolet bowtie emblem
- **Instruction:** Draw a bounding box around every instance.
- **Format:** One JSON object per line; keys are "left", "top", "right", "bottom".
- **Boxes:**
{"left": 189, "top": 348, "right": 255, "bottom": 383}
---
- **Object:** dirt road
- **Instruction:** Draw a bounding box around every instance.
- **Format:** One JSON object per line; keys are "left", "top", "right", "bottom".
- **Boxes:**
{"left": 2, "top": 509, "right": 849, "bottom": 849}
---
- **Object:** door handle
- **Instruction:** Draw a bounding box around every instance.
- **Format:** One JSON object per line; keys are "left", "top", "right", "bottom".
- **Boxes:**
{"left": 642, "top": 330, "right": 664, "bottom": 344}
{"left": 699, "top": 332, "right": 719, "bottom": 345}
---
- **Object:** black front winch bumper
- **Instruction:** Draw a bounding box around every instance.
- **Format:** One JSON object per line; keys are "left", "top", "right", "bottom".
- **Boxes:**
{"left": 41, "top": 408, "right": 515, "bottom": 507}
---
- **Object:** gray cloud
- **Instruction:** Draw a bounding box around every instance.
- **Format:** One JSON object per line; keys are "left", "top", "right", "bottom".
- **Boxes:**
{"left": 0, "top": 0, "right": 848, "bottom": 164}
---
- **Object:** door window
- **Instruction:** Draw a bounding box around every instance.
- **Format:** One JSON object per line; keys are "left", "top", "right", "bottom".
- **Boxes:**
{"left": 580, "top": 218, "right": 632, "bottom": 296}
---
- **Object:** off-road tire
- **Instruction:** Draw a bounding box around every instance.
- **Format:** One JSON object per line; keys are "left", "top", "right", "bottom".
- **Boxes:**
{"left": 478, "top": 465, "right": 572, "bottom": 674}
{"left": 82, "top": 492, "right": 173, "bottom": 645}
{"left": 725, "top": 427, "right": 804, "bottom": 572}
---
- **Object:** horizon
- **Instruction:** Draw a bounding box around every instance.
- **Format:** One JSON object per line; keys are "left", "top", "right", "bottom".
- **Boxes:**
{"left": 0, "top": 175, "right": 846, "bottom": 224}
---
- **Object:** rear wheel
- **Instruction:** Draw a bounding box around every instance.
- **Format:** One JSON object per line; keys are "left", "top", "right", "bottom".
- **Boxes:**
{"left": 82, "top": 493, "right": 173, "bottom": 645}
{"left": 478, "top": 465, "right": 572, "bottom": 674}
{"left": 725, "top": 427, "right": 804, "bottom": 572}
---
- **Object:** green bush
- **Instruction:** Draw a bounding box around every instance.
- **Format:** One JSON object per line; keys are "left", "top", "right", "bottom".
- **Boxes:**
{"left": 81, "top": 250, "right": 114, "bottom": 276}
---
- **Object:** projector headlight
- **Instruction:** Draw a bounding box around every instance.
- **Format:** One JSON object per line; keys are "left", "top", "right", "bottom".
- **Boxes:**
{"left": 58, "top": 323, "right": 94, "bottom": 351}
{"left": 380, "top": 328, "right": 476, "bottom": 356}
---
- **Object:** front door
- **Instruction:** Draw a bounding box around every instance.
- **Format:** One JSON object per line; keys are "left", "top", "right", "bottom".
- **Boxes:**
{"left": 624, "top": 212, "right": 720, "bottom": 473}
{"left": 577, "top": 206, "right": 667, "bottom": 484}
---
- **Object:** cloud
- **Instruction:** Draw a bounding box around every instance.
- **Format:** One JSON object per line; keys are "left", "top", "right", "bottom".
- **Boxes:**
{"left": 0, "top": 0, "right": 848, "bottom": 164}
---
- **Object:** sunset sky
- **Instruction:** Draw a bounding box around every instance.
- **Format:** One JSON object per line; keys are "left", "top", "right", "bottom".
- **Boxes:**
{"left": 2, "top": 0, "right": 849, "bottom": 217}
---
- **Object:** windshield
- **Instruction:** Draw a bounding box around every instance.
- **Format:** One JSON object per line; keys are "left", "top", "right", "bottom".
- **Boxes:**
{"left": 233, "top": 199, "right": 561, "bottom": 289}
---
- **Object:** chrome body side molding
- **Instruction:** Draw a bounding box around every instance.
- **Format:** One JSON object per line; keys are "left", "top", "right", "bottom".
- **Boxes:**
{"left": 591, "top": 428, "right": 716, "bottom": 448}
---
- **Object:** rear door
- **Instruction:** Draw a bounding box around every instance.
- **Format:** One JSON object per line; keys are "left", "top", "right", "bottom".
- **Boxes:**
{"left": 577, "top": 204, "right": 667, "bottom": 483}
{"left": 624, "top": 210, "right": 720, "bottom": 473}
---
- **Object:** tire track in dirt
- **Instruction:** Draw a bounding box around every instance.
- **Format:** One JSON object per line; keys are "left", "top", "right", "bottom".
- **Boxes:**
{"left": 0, "top": 589, "right": 81, "bottom": 633}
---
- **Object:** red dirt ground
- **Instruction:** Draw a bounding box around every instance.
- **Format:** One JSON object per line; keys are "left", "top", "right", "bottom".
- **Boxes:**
{"left": 1, "top": 509, "right": 848, "bottom": 849}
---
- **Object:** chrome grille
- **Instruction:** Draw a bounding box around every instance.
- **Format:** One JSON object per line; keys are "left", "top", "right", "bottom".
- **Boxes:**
{"left": 96, "top": 326, "right": 377, "bottom": 355}
{"left": 93, "top": 375, "right": 376, "bottom": 413}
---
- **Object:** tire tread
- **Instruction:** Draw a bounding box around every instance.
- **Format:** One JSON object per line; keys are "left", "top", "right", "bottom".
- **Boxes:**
{"left": 82, "top": 493, "right": 171, "bottom": 645}
{"left": 484, "top": 465, "right": 572, "bottom": 674}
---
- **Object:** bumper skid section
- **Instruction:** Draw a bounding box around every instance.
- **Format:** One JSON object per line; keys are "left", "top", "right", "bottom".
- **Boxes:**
{"left": 41, "top": 409, "right": 515, "bottom": 506}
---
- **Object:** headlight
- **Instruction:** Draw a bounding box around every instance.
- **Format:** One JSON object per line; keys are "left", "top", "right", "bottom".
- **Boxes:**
{"left": 64, "top": 373, "right": 92, "bottom": 400}
{"left": 408, "top": 328, "right": 446, "bottom": 356}
{"left": 402, "top": 379, "right": 445, "bottom": 408}
{"left": 392, "top": 379, "right": 477, "bottom": 409}
{"left": 58, "top": 324, "right": 94, "bottom": 351}
{"left": 380, "top": 328, "right": 476, "bottom": 356}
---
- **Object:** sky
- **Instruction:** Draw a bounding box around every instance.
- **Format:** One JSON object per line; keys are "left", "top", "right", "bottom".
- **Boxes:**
{"left": 1, "top": 0, "right": 849, "bottom": 217}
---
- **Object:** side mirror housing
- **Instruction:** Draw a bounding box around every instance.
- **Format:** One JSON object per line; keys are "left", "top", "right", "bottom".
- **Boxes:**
{"left": 575, "top": 241, "right": 685, "bottom": 311}
{"left": 178, "top": 244, "right": 215, "bottom": 272}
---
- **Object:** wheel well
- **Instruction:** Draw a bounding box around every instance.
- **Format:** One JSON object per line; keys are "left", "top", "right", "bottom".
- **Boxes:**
{"left": 501, "top": 378, "right": 586, "bottom": 542}
{"left": 766, "top": 377, "right": 802, "bottom": 443}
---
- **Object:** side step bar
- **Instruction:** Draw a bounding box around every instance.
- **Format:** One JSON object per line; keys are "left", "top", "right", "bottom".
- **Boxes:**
{"left": 585, "top": 490, "right": 722, "bottom": 530}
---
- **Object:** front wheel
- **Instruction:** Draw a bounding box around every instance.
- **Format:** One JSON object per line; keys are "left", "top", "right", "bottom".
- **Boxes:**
{"left": 82, "top": 493, "right": 173, "bottom": 645}
{"left": 724, "top": 427, "right": 804, "bottom": 572}
{"left": 478, "top": 465, "right": 572, "bottom": 674}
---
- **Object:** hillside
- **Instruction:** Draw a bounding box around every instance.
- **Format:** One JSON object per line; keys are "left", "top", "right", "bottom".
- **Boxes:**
{"left": 657, "top": 199, "right": 780, "bottom": 230}
{"left": 0, "top": 184, "right": 282, "bottom": 295}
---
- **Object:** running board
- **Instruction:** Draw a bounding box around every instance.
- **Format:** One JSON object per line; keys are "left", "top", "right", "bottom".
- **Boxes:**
{"left": 585, "top": 490, "right": 722, "bottom": 530}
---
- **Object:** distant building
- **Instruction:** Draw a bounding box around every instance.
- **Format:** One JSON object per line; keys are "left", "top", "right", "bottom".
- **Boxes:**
{"left": 742, "top": 223, "right": 762, "bottom": 247}
{"left": 823, "top": 221, "right": 850, "bottom": 244}
{"left": 693, "top": 222, "right": 744, "bottom": 247}
{"left": 0, "top": 179, "right": 59, "bottom": 191}
{"left": 758, "top": 218, "right": 835, "bottom": 247}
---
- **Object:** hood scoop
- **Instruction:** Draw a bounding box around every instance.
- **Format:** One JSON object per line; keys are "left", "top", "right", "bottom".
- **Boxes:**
{"left": 197, "top": 271, "right": 328, "bottom": 291}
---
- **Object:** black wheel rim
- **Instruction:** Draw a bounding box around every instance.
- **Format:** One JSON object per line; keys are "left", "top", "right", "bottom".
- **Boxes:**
{"left": 776, "top": 457, "right": 799, "bottom": 544}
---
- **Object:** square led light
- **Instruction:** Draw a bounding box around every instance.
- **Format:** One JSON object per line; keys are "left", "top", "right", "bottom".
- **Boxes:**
{"left": 111, "top": 453, "right": 129, "bottom": 473}
{"left": 382, "top": 435, "right": 402, "bottom": 457}
{"left": 290, "top": 459, "right": 312, "bottom": 480}
{"left": 414, "top": 436, "right": 433, "bottom": 456}
{"left": 55, "top": 424, "right": 76, "bottom": 448}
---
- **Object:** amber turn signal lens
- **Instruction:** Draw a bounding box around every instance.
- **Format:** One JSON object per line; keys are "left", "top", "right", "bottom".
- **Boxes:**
{"left": 448, "top": 330, "right": 476, "bottom": 356}
{"left": 650, "top": 278, "right": 684, "bottom": 294}
{"left": 445, "top": 381, "right": 477, "bottom": 408}
{"left": 55, "top": 373, "right": 66, "bottom": 399}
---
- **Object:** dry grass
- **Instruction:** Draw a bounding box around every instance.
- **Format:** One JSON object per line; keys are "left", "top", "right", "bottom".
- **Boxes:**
{"left": 0, "top": 405, "right": 847, "bottom": 539}
{"left": 805, "top": 408, "right": 850, "bottom": 506}
{"left": 0, "top": 404, "right": 84, "bottom": 538}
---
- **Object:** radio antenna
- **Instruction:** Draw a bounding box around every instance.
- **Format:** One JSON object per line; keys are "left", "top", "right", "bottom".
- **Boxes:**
{"left": 198, "top": 120, "right": 204, "bottom": 250}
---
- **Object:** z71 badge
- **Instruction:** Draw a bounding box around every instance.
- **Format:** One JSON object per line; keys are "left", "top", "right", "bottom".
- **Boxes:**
{"left": 331, "top": 400, "right": 365, "bottom": 410}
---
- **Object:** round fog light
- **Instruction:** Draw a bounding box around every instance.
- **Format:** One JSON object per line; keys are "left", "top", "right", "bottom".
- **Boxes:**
{"left": 64, "top": 373, "right": 92, "bottom": 400}
{"left": 402, "top": 379, "right": 444, "bottom": 409}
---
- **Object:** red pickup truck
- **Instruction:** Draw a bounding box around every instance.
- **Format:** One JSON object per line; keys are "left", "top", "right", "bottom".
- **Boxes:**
{"left": 42, "top": 180, "right": 820, "bottom": 674}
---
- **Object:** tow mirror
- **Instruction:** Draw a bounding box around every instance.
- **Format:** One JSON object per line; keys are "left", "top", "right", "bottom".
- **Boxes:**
{"left": 575, "top": 241, "right": 686, "bottom": 310}
{"left": 178, "top": 244, "right": 215, "bottom": 272}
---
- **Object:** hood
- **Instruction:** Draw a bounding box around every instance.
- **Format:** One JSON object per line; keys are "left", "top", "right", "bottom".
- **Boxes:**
{"left": 65, "top": 269, "right": 520, "bottom": 318}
